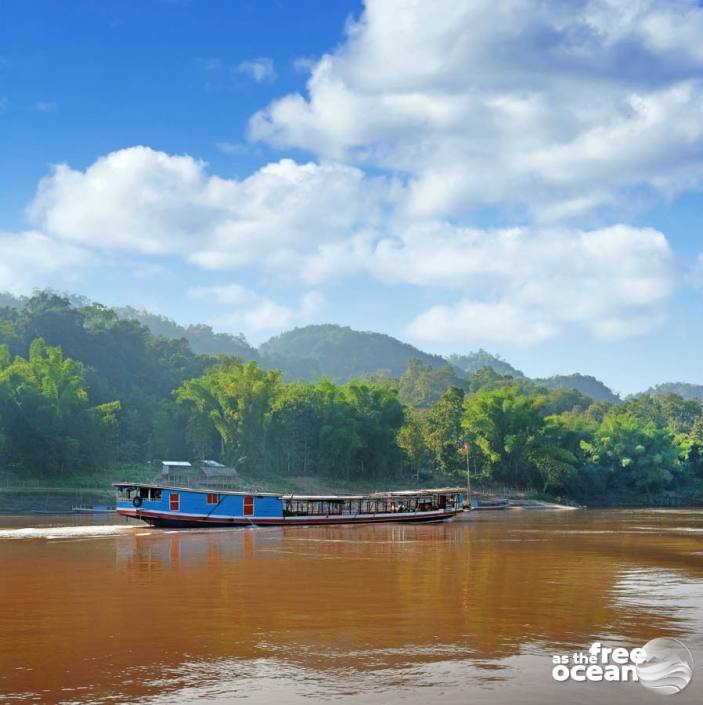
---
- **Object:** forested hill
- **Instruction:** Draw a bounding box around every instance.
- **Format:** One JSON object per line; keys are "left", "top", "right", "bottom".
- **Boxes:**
{"left": 447, "top": 351, "right": 524, "bottom": 378}
{"left": 110, "top": 312, "right": 480, "bottom": 385}
{"left": 533, "top": 374, "right": 620, "bottom": 403}
{"left": 259, "top": 325, "right": 447, "bottom": 382}
{"left": 640, "top": 382, "right": 703, "bottom": 402}
{"left": 115, "top": 306, "right": 258, "bottom": 360}
{"left": 0, "top": 291, "right": 640, "bottom": 401}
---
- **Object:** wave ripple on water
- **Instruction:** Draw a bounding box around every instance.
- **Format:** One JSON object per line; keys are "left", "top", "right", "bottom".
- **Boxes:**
{"left": 0, "top": 524, "right": 138, "bottom": 540}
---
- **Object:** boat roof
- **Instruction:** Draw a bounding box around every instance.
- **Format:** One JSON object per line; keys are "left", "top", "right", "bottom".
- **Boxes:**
{"left": 113, "top": 482, "right": 463, "bottom": 500}
{"left": 113, "top": 482, "right": 279, "bottom": 497}
{"left": 282, "top": 487, "right": 464, "bottom": 500}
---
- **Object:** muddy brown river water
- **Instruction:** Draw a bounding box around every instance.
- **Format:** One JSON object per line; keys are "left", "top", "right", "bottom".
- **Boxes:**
{"left": 0, "top": 508, "right": 701, "bottom": 704}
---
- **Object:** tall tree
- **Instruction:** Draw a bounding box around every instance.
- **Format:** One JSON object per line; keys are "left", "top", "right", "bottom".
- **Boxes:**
{"left": 424, "top": 386, "right": 465, "bottom": 475}
{"left": 176, "top": 359, "right": 283, "bottom": 469}
{"left": 462, "top": 386, "right": 546, "bottom": 487}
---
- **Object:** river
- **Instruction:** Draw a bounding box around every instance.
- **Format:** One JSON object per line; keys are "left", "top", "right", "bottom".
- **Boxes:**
{"left": 0, "top": 509, "right": 701, "bottom": 704}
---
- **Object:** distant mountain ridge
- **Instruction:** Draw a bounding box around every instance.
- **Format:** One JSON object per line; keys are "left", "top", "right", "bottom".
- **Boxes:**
{"left": 447, "top": 350, "right": 524, "bottom": 378}
{"left": 110, "top": 317, "right": 623, "bottom": 402}
{"left": 534, "top": 373, "right": 620, "bottom": 403}
{"left": 639, "top": 382, "right": 703, "bottom": 402}
{"left": 114, "top": 307, "right": 259, "bottom": 360}
{"left": 260, "top": 324, "right": 447, "bottom": 383}
{"left": 0, "top": 290, "right": 686, "bottom": 403}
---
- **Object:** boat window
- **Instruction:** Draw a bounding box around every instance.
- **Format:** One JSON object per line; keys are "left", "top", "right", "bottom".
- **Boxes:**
{"left": 243, "top": 496, "right": 254, "bottom": 516}
{"left": 207, "top": 493, "right": 219, "bottom": 505}
{"left": 169, "top": 493, "right": 180, "bottom": 511}
{"left": 148, "top": 488, "right": 162, "bottom": 501}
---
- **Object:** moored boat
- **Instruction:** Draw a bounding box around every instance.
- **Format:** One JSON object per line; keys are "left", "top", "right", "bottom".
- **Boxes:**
{"left": 72, "top": 504, "right": 115, "bottom": 513}
{"left": 470, "top": 497, "right": 510, "bottom": 511}
{"left": 113, "top": 483, "right": 464, "bottom": 527}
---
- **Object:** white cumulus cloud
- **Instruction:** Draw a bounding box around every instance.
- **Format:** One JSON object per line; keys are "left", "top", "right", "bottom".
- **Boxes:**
{"left": 250, "top": 0, "right": 703, "bottom": 220}
{"left": 368, "top": 223, "right": 675, "bottom": 344}
{"left": 401, "top": 224, "right": 676, "bottom": 344}
{"left": 28, "top": 146, "right": 392, "bottom": 272}
{"left": 21, "top": 144, "right": 679, "bottom": 344}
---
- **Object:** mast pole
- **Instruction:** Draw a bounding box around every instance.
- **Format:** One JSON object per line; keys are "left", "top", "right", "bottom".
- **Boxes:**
{"left": 465, "top": 441, "right": 471, "bottom": 506}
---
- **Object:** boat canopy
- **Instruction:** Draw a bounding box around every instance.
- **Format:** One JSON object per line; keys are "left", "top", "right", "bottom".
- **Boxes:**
{"left": 281, "top": 487, "right": 464, "bottom": 501}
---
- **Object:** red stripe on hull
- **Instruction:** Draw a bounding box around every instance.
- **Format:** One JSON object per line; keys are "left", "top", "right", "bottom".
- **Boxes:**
{"left": 116, "top": 507, "right": 458, "bottom": 528}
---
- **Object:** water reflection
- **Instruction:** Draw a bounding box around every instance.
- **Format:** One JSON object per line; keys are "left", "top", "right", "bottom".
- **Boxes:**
{"left": 0, "top": 510, "right": 701, "bottom": 704}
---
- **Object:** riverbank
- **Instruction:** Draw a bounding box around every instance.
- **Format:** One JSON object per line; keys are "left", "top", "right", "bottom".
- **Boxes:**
{"left": 0, "top": 487, "right": 115, "bottom": 513}
{"left": 0, "top": 468, "right": 697, "bottom": 513}
{"left": 0, "top": 464, "right": 153, "bottom": 513}
{"left": 509, "top": 498, "right": 580, "bottom": 510}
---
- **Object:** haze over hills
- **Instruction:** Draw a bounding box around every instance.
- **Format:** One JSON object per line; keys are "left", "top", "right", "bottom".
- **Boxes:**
{"left": 108, "top": 312, "right": 620, "bottom": 399}
{"left": 533, "top": 374, "right": 620, "bottom": 404}
{"left": 5, "top": 290, "right": 697, "bottom": 403}
{"left": 638, "top": 382, "right": 703, "bottom": 402}
{"left": 447, "top": 351, "right": 524, "bottom": 379}
{"left": 260, "top": 324, "right": 447, "bottom": 383}
{"left": 112, "top": 312, "right": 624, "bottom": 401}
{"left": 115, "top": 307, "right": 259, "bottom": 361}
{"left": 123, "top": 315, "right": 622, "bottom": 401}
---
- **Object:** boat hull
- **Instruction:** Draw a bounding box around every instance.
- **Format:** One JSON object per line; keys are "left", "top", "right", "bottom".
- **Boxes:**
{"left": 116, "top": 507, "right": 459, "bottom": 528}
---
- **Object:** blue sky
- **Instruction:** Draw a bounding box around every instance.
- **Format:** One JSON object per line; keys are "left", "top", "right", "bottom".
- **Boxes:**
{"left": 1, "top": 0, "right": 703, "bottom": 395}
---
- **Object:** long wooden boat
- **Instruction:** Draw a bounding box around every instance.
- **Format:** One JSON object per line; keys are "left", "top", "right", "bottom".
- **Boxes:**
{"left": 113, "top": 483, "right": 464, "bottom": 527}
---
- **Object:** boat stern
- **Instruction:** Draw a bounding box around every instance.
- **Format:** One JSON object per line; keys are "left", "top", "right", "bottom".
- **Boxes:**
{"left": 114, "top": 483, "right": 168, "bottom": 522}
